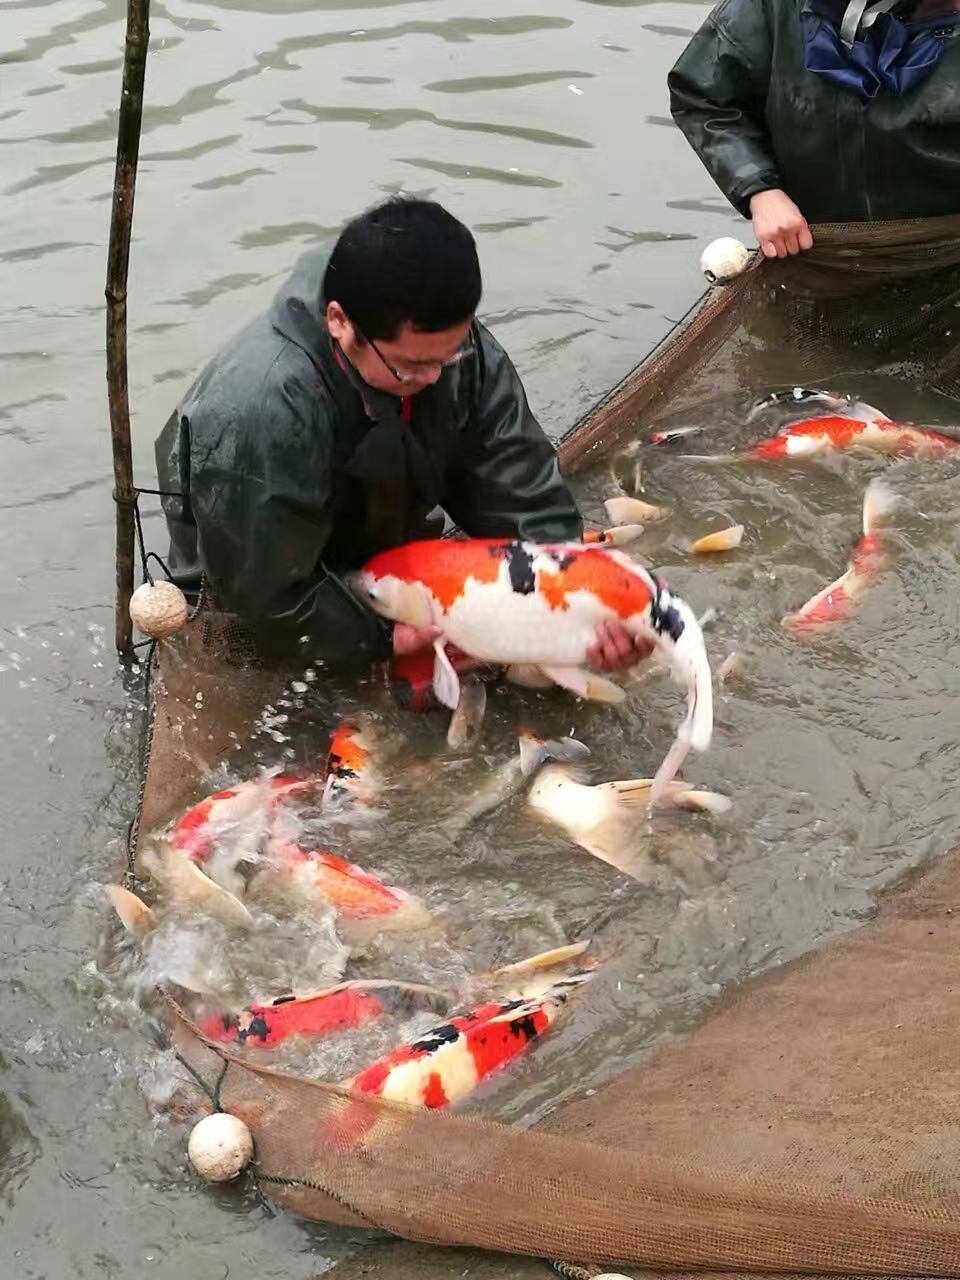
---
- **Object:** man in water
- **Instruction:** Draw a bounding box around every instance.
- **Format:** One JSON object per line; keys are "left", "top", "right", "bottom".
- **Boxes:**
{"left": 668, "top": 0, "right": 960, "bottom": 258}
{"left": 157, "top": 197, "right": 642, "bottom": 671}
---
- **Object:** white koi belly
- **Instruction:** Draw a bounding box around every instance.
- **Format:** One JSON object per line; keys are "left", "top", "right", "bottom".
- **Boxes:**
{"left": 434, "top": 582, "right": 636, "bottom": 665}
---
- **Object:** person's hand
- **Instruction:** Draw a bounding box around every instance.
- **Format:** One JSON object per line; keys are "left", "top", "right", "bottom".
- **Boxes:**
{"left": 586, "top": 620, "right": 655, "bottom": 673}
{"left": 393, "top": 622, "right": 441, "bottom": 656}
{"left": 749, "top": 189, "right": 814, "bottom": 259}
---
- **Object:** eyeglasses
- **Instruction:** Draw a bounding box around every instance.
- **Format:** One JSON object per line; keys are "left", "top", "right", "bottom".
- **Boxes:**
{"left": 358, "top": 326, "right": 475, "bottom": 386}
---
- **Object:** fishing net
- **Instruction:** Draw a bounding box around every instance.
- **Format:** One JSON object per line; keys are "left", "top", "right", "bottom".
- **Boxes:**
{"left": 132, "top": 215, "right": 960, "bottom": 1278}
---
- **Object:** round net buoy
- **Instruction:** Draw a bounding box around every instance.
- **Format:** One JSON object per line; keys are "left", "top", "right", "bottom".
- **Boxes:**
{"left": 187, "top": 1112, "right": 253, "bottom": 1183}
{"left": 129, "top": 580, "right": 188, "bottom": 639}
{"left": 700, "top": 237, "right": 750, "bottom": 285}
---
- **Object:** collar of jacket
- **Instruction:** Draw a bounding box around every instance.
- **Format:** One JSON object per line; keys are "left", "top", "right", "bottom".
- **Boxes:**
{"left": 267, "top": 242, "right": 435, "bottom": 428}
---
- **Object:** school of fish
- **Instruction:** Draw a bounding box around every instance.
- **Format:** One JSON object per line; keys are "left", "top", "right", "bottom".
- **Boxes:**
{"left": 110, "top": 381, "right": 957, "bottom": 1137}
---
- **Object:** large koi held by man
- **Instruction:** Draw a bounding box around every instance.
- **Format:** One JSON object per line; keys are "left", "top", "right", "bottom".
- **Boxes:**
{"left": 355, "top": 538, "right": 713, "bottom": 800}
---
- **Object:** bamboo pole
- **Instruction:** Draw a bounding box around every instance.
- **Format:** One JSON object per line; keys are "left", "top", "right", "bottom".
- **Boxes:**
{"left": 106, "top": 0, "right": 151, "bottom": 658}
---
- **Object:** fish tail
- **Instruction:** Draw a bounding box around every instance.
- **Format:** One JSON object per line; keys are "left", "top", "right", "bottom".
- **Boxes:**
{"left": 517, "top": 729, "right": 591, "bottom": 778}
{"left": 861, "top": 477, "right": 898, "bottom": 536}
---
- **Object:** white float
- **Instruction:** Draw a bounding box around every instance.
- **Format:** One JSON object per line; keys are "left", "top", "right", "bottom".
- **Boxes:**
{"left": 700, "top": 237, "right": 751, "bottom": 285}
{"left": 187, "top": 1112, "right": 253, "bottom": 1183}
{"left": 129, "top": 579, "right": 189, "bottom": 638}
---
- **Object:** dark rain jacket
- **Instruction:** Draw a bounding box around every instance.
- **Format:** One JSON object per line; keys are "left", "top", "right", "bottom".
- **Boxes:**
{"left": 155, "top": 246, "right": 582, "bottom": 666}
{"left": 668, "top": 0, "right": 960, "bottom": 222}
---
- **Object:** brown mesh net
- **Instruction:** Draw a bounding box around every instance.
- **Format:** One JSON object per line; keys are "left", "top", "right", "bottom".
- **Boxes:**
{"left": 133, "top": 216, "right": 960, "bottom": 1278}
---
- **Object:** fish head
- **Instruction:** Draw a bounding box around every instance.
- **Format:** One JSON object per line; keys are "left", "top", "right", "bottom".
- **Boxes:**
{"left": 526, "top": 764, "right": 594, "bottom": 828}
{"left": 352, "top": 569, "right": 434, "bottom": 628}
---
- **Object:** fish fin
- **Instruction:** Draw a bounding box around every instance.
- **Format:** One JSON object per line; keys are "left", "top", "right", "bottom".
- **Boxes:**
{"left": 862, "top": 478, "right": 898, "bottom": 535}
{"left": 595, "top": 778, "right": 657, "bottom": 808}
{"left": 446, "top": 679, "right": 487, "bottom": 751}
{"left": 596, "top": 777, "right": 732, "bottom": 816}
{"left": 604, "top": 496, "right": 670, "bottom": 524}
{"left": 160, "top": 851, "right": 254, "bottom": 928}
{"left": 577, "top": 824, "right": 659, "bottom": 883}
{"left": 505, "top": 663, "right": 555, "bottom": 689}
{"left": 432, "top": 639, "right": 461, "bottom": 711}
{"left": 106, "top": 884, "right": 157, "bottom": 940}
{"left": 517, "top": 730, "right": 592, "bottom": 778}
{"left": 672, "top": 789, "right": 733, "bottom": 815}
{"left": 492, "top": 941, "right": 591, "bottom": 978}
{"left": 538, "top": 665, "right": 626, "bottom": 704}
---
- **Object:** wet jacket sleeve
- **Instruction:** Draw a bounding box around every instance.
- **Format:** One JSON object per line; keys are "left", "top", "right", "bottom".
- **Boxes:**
{"left": 189, "top": 364, "right": 392, "bottom": 666}
{"left": 443, "top": 326, "right": 583, "bottom": 543}
{"left": 668, "top": 0, "right": 782, "bottom": 217}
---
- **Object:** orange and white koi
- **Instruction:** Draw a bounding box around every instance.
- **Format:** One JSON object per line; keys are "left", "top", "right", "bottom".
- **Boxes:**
{"left": 356, "top": 539, "right": 713, "bottom": 797}
{"left": 252, "top": 836, "right": 432, "bottom": 934}
{"left": 323, "top": 723, "right": 376, "bottom": 804}
{"left": 199, "top": 979, "right": 449, "bottom": 1048}
{"left": 741, "top": 389, "right": 958, "bottom": 460}
{"left": 747, "top": 413, "right": 959, "bottom": 461}
{"left": 782, "top": 478, "right": 898, "bottom": 631}
{"left": 168, "top": 773, "right": 318, "bottom": 864}
{"left": 343, "top": 969, "right": 592, "bottom": 1109}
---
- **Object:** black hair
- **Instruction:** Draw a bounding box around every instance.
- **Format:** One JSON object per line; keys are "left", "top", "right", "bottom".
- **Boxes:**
{"left": 323, "top": 198, "right": 482, "bottom": 341}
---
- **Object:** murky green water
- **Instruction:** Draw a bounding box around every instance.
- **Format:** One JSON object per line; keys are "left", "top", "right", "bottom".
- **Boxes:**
{"left": 5, "top": 1, "right": 960, "bottom": 1276}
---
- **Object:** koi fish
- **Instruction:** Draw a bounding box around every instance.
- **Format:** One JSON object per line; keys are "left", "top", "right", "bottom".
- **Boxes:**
{"left": 582, "top": 524, "right": 646, "bottom": 547}
{"left": 747, "top": 414, "right": 959, "bottom": 461}
{"left": 527, "top": 763, "right": 731, "bottom": 878}
{"left": 343, "top": 970, "right": 592, "bottom": 1109}
{"left": 741, "top": 389, "right": 958, "bottom": 460}
{"left": 168, "top": 773, "right": 318, "bottom": 862}
{"left": 356, "top": 538, "right": 713, "bottom": 798}
{"left": 782, "top": 479, "right": 898, "bottom": 630}
{"left": 252, "top": 836, "right": 432, "bottom": 935}
{"left": 323, "top": 723, "right": 376, "bottom": 804}
{"left": 199, "top": 979, "right": 449, "bottom": 1048}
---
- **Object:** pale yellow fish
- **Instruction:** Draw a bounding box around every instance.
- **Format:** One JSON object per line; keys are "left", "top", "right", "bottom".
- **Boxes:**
{"left": 692, "top": 525, "right": 744, "bottom": 554}
{"left": 604, "top": 495, "right": 671, "bottom": 525}
{"left": 528, "top": 764, "right": 731, "bottom": 878}
{"left": 106, "top": 884, "right": 157, "bottom": 939}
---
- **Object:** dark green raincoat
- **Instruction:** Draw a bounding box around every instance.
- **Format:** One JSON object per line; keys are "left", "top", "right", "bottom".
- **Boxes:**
{"left": 156, "top": 247, "right": 582, "bottom": 666}
{"left": 668, "top": 0, "right": 960, "bottom": 222}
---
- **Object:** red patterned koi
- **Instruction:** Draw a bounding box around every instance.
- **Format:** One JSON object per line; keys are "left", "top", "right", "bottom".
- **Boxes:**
{"left": 343, "top": 971, "right": 591, "bottom": 1108}
{"left": 169, "top": 773, "right": 318, "bottom": 863}
{"left": 783, "top": 479, "right": 898, "bottom": 630}
{"left": 256, "top": 836, "right": 432, "bottom": 931}
{"left": 746, "top": 414, "right": 959, "bottom": 461}
{"left": 199, "top": 980, "right": 448, "bottom": 1048}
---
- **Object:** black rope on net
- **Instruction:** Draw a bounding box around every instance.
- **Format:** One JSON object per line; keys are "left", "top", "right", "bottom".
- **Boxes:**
{"left": 120, "top": 483, "right": 186, "bottom": 866}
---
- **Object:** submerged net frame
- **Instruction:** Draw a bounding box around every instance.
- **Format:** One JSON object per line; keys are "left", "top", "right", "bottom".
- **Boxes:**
{"left": 129, "top": 215, "right": 960, "bottom": 1277}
